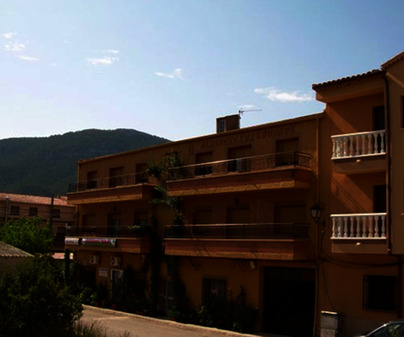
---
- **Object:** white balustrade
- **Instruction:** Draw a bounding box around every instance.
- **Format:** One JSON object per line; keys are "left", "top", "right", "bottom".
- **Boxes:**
{"left": 330, "top": 213, "right": 386, "bottom": 239}
{"left": 331, "top": 130, "right": 385, "bottom": 159}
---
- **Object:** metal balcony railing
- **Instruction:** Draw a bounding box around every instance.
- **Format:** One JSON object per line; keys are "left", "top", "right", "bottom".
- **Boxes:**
{"left": 65, "top": 225, "right": 150, "bottom": 238}
{"left": 68, "top": 172, "right": 149, "bottom": 193}
{"left": 331, "top": 130, "right": 385, "bottom": 159}
{"left": 167, "top": 151, "right": 312, "bottom": 181}
{"left": 165, "top": 223, "right": 310, "bottom": 240}
{"left": 330, "top": 213, "right": 386, "bottom": 239}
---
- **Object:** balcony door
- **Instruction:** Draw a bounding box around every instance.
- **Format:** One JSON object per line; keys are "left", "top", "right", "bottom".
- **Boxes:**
{"left": 276, "top": 138, "right": 299, "bottom": 166}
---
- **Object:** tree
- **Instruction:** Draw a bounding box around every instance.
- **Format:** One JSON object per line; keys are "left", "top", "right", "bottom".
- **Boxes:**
{"left": 0, "top": 217, "right": 54, "bottom": 255}
{"left": 0, "top": 256, "right": 83, "bottom": 337}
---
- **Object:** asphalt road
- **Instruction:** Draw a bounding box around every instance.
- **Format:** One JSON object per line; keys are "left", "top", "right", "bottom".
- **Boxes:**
{"left": 80, "top": 305, "right": 270, "bottom": 337}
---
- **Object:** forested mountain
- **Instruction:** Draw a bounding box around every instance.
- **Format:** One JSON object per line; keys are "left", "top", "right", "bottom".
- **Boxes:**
{"left": 0, "top": 129, "right": 169, "bottom": 196}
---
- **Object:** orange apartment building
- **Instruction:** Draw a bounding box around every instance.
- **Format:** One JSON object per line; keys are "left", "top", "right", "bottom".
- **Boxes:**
{"left": 66, "top": 49, "right": 404, "bottom": 336}
{"left": 66, "top": 113, "right": 321, "bottom": 336}
{"left": 313, "top": 50, "right": 404, "bottom": 337}
{"left": 0, "top": 193, "right": 75, "bottom": 251}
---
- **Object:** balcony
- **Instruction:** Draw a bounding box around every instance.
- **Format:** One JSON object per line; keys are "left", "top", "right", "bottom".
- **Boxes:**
{"left": 330, "top": 213, "right": 387, "bottom": 254}
{"left": 164, "top": 223, "right": 314, "bottom": 260}
{"left": 166, "top": 151, "right": 313, "bottom": 196}
{"left": 64, "top": 225, "right": 151, "bottom": 254}
{"left": 331, "top": 130, "right": 386, "bottom": 173}
{"left": 67, "top": 173, "right": 154, "bottom": 205}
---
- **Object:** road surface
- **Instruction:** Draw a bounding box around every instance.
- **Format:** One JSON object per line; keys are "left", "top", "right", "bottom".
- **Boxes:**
{"left": 80, "top": 305, "right": 271, "bottom": 337}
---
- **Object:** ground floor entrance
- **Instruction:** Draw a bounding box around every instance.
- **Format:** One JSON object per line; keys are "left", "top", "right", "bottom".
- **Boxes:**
{"left": 263, "top": 267, "right": 315, "bottom": 337}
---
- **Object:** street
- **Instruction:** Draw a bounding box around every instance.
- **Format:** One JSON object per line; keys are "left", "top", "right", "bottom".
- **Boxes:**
{"left": 80, "top": 305, "right": 271, "bottom": 337}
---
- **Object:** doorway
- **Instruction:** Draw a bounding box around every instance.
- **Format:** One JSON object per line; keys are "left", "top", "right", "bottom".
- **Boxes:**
{"left": 263, "top": 267, "right": 315, "bottom": 337}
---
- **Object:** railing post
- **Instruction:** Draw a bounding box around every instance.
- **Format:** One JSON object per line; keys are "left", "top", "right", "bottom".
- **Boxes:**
{"left": 356, "top": 216, "right": 361, "bottom": 238}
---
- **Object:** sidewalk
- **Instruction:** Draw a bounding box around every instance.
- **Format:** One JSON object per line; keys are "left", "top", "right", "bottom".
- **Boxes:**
{"left": 81, "top": 305, "right": 279, "bottom": 337}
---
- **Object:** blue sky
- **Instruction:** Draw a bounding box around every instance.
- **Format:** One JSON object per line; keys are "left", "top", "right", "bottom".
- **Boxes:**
{"left": 0, "top": 0, "right": 403, "bottom": 141}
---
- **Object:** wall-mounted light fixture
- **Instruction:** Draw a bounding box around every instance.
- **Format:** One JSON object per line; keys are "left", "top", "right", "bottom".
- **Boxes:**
{"left": 310, "top": 203, "right": 322, "bottom": 222}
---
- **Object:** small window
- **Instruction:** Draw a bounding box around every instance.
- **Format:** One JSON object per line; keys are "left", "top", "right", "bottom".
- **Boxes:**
{"left": 109, "top": 167, "right": 124, "bottom": 187}
{"left": 135, "top": 163, "right": 148, "bottom": 183}
{"left": 195, "top": 152, "right": 213, "bottom": 176}
{"left": 276, "top": 138, "right": 299, "bottom": 166}
{"left": 227, "top": 145, "right": 251, "bottom": 172}
{"left": 87, "top": 171, "right": 98, "bottom": 189}
{"left": 363, "top": 275, "right": 397, "bottom": 311}
{"left": 10, "top": 206, "right": 20, "bottom": 216}
{"left": 202, "top": 278, "right": 227, "bottom": 303}
{"left": 52, "top": 209, "right": 61, "bottom": 218}
{"left": 29, "top": 207, "right": 38, "bottom": 216}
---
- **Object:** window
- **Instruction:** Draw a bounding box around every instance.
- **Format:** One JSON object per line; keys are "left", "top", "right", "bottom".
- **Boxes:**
{"left": 227, "top": 145, "right": 251, "bottom": 172}
{"left": 10, "top": 205, "right": 19, "bottom": 216}
{"left": 87, "top": 171, "right": 98, "bottom": 189}
{"left": 202, "top": 278, "right": 227, "bottom": 303}
{"left": 195, "top": 152, "right": 213, "bottom": 176}
{"left": 52, "top": 209, "right": 61, "bottom": 218}
{"left": 29, "top": 207, "right": 38, "bottom": 216}
{"left": 374, "top": 185, "right": 386, "bottom": 213}
{"left": 363, "top": 275, "right": 397, "bottom": 311}
{"left": 134, "top": 211, "right": 148, "bottom": 226}
{"left": 276, "top": 138, "right": 299, "bottom": 166}
{"left": 109, "top": 167, "right": 124, "bottom": 187}
{"left": 135, "top": 163, "right": 148, "bottom": 183}
{"left": 373, "top": 105, "right": 385, "bottom": 131}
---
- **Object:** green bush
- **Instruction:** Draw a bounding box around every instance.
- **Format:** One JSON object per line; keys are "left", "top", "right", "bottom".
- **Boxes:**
{"left": 197, "top": 287, "right": 258, "bottom": 333}
{"left": 0, "top": 256, "right": 82, "bottom": 337}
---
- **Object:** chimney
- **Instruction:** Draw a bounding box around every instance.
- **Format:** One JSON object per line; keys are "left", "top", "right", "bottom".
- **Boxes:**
{"left": 216, "top": 114, "right": 240, "bottom": 133}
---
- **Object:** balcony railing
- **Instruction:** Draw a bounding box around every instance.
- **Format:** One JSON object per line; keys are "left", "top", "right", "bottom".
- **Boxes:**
{"left": 330, "top": 213, "right": 386, "bottom": 239}
{"left": 65, "top": 225, "right": 150, "bottom": 238}
{"left": 331, "top": 130, "right": 385, "bottom": 159}
{"left": 167, "top": 151, "right": 312, "bottom": 181}
{"left": 68, "top": 172, "right": 149, "bottom": 193}
{"left": 165, "top": 223, "right": 310, "bottom": 240}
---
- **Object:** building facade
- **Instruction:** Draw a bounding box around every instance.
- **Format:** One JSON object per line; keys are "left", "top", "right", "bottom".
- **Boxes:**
{"left": 66, "top": 50, "right": 404, "bottom": 336}
{"left": 0, "top": 193, "right": 75, "bottom": 251}
{"left": 313, "top": 50, "right": 404, "bottom": 336}
{"left": 66, "top": 113, "right": 321, "bottom": 336}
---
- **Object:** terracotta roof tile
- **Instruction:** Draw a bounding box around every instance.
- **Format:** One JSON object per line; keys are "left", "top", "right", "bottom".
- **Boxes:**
{"left": 312, "top": 69, "right": 384, "bottom": 90}
{"left": 381, "top": 50, "right": 404, "bottom": 69}
{"left": 0, "top": 241, "right": 32, "bottom": 258}
{"left": 0, "top": 193, "right": 72, "bottom": 207}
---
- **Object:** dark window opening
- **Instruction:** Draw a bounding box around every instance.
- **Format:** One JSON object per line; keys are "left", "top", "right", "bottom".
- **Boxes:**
{"left": 276, "top": 138, "right": 299, "bottom": 166}
{"left": 363, "top": 275, "right": 397, "bottom": 311}
{"left": 195, "top": 152, "right": 213, "bottom": 176}
{"left": 227, "top": 145, "right": 251, "bottom": 172}
{"left": 374, "top": 185, "right": 386, "bottom": 213}
{"left": 109, "top": 167, "right": 124, "bottom": 187}
{"left": 10, "top": 205, "right": 20, "bottom": 216}
{"left": 29, "top": 207, "right": 38, "bottom": 216}
{"left": 87, "top": 171, "right": 98, "bottom": 189}
{"left": 202, "top": 278, "right": 227, "bottom": 303}
{"left": 52, "top": 209, "right": 61, "bottom": 218}
{"left": 135, "top": 163, "right": 148, "bottom": 183}
{"left": 373, "top": 105, "right": 385, "bottom": 131}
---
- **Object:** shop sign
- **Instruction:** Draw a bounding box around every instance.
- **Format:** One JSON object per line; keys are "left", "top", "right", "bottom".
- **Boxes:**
{"left": 64, "top": 237, "right": 81, "bottom": 246}
{"left": 82, "top": 238, "right": 117, "bottom": 247}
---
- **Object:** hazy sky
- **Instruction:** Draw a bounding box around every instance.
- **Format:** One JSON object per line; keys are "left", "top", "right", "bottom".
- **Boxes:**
{"left": 1, "top": 0, "right": 403, "bottom": 141}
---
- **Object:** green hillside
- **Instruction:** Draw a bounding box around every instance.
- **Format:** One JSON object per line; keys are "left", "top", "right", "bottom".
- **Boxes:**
{"left": 0, "top": 129, "right": 169, "bottom": 196}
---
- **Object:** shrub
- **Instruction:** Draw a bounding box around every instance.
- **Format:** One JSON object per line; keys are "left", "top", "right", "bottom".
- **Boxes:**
{"left": 0, "top": 256, "right": 82, "bottom": 337}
